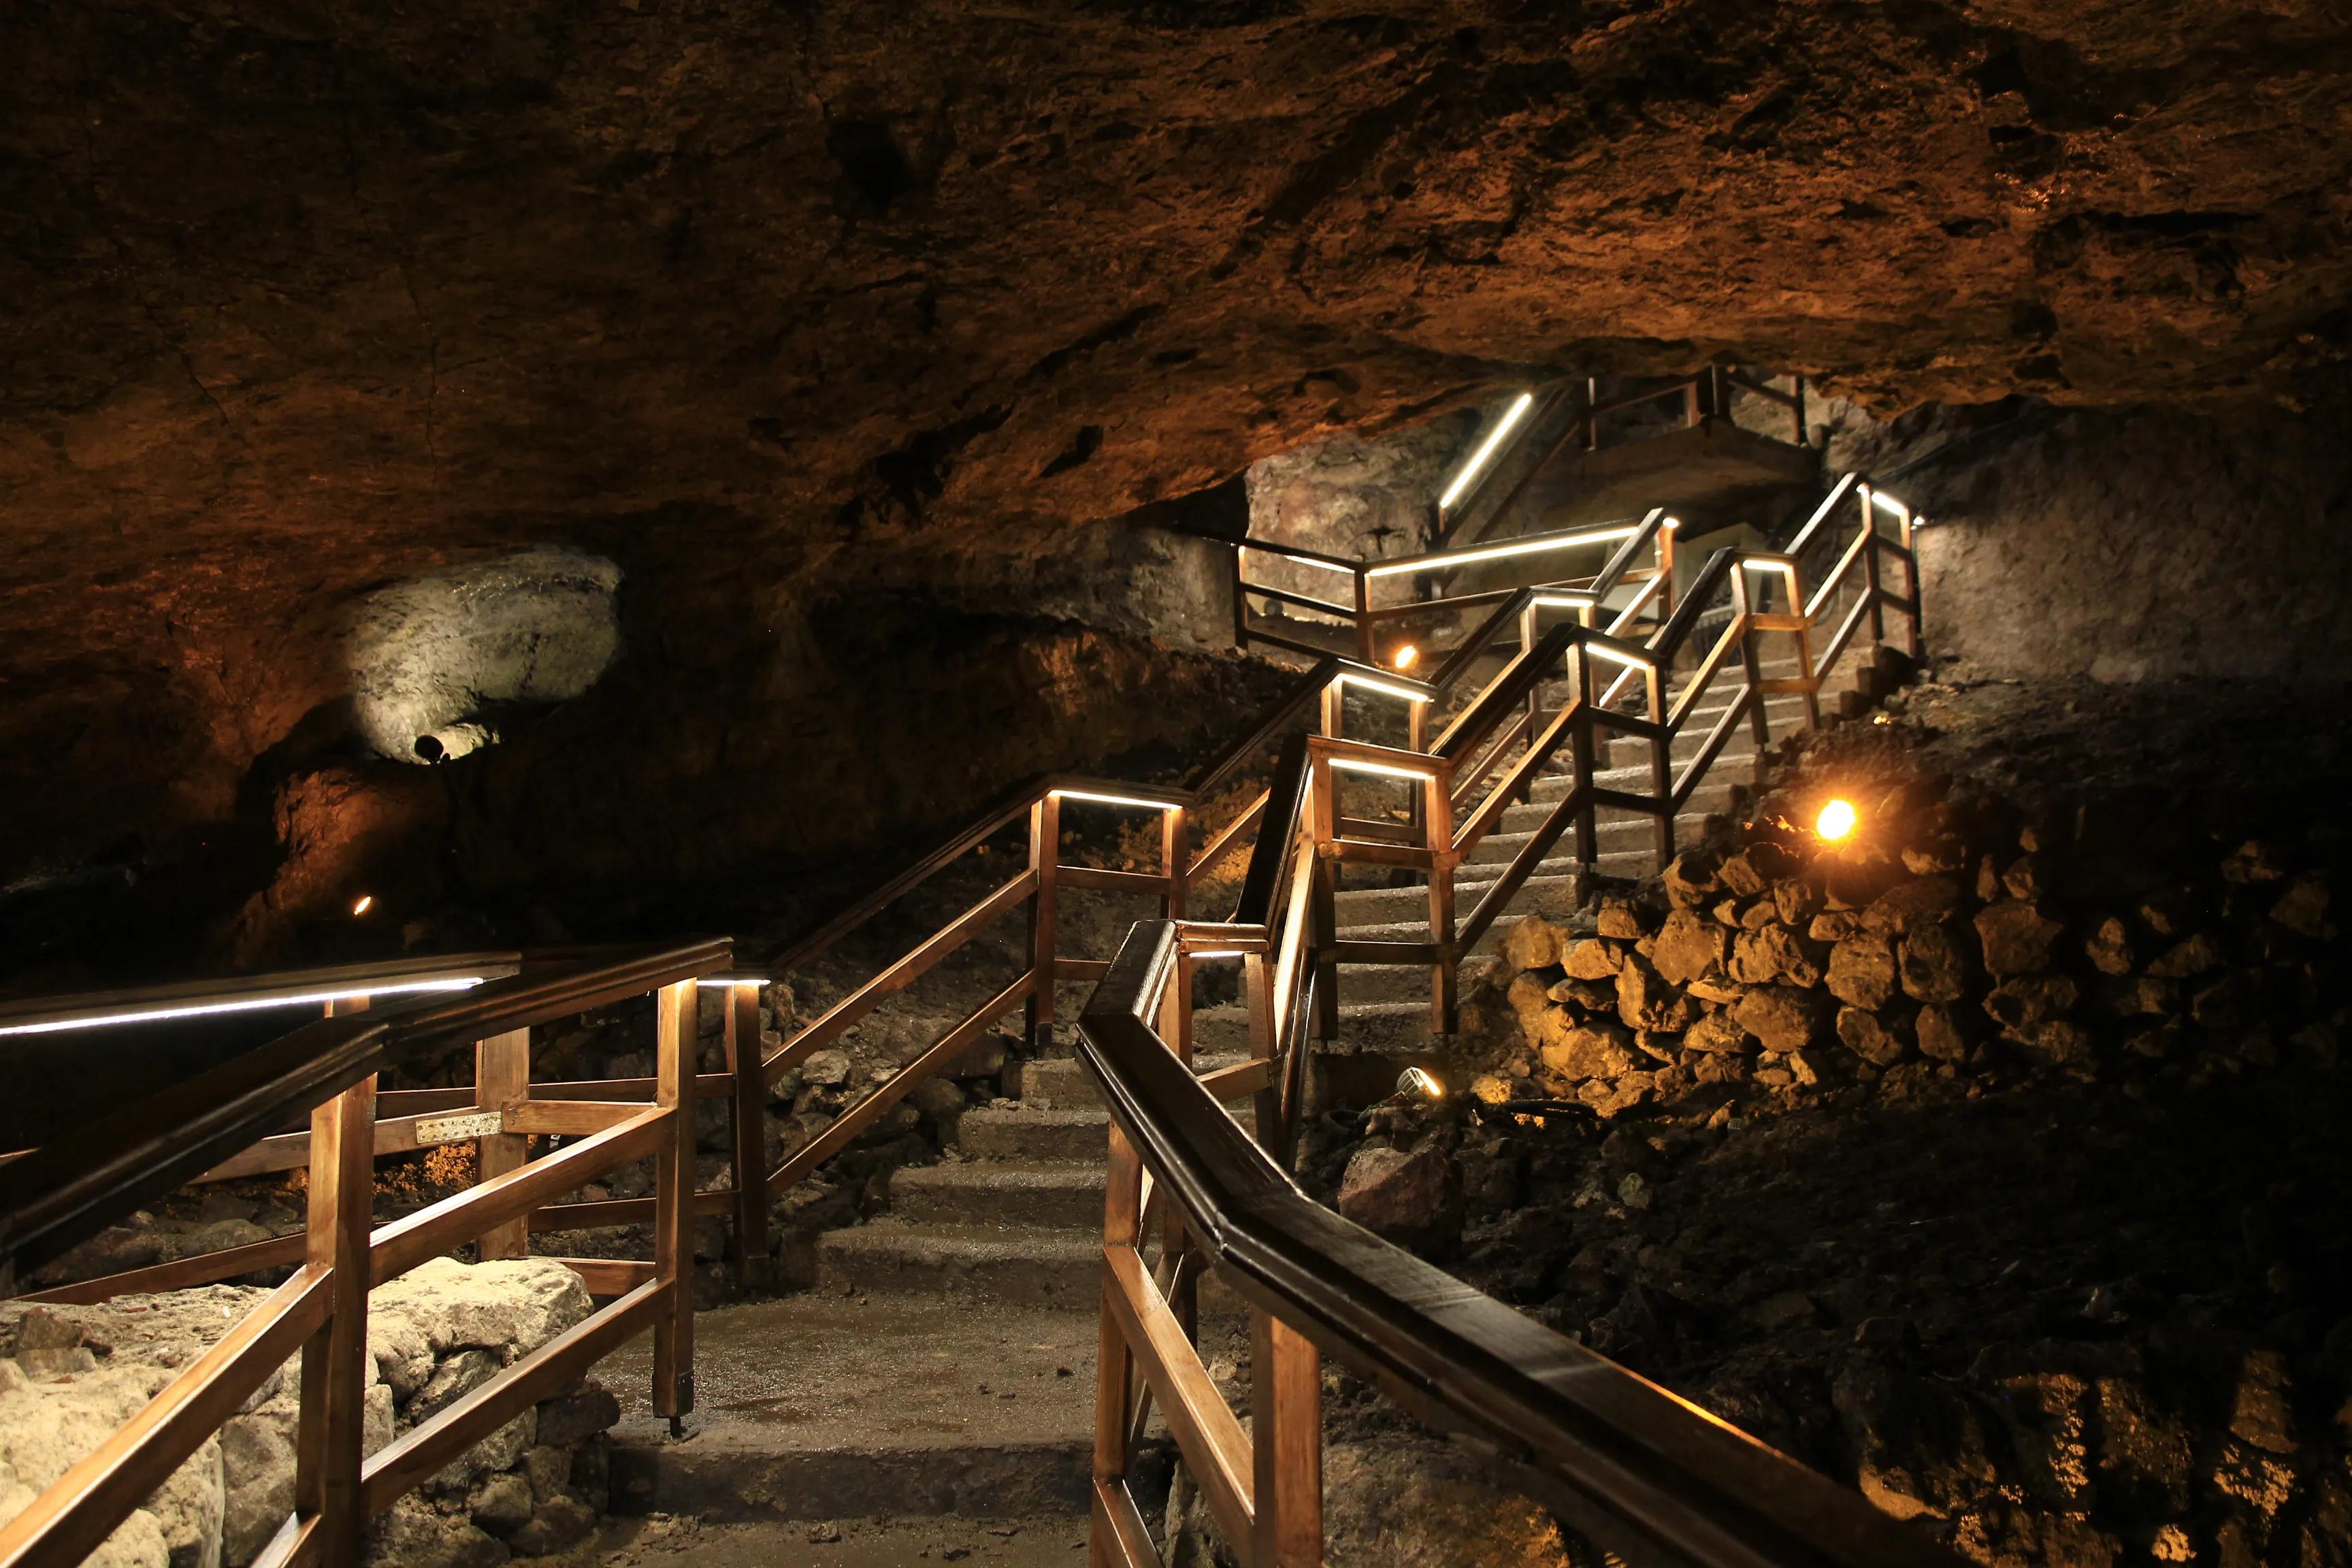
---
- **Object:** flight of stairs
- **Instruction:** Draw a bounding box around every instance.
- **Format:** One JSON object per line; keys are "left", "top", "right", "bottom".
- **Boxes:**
{"left": 816, "top": 642, "right": 1896, "bottom": 1301}
{"left": 813, "top": 1054, "right": 1253, "bottom": 1306}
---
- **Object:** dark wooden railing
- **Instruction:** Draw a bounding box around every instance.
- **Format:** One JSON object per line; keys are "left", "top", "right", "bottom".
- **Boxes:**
{"left": 1077, "top": 918, "right": 1967, "bottom": 1568}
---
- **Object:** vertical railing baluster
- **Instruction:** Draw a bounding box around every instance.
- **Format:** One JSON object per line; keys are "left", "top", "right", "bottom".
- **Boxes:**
{"left": 1028, "top": 794, "right": 1062, "bottom": 1048}
{"left": 1308, "top": 755, "right": 1340, "bottom": 1043}
{"left": 1252, "top": 1309, "right": 1324, "bottom": 1568}
{"left": 1091, "top": 1127, "right": 1144, "bottom": 1568}
{"left": 474, "top": 1028, "right": 532, "bottom": 1260}
{"left": 1162, "top": 806, "right": 1189, "bottom": 921}
{"left": 1859, "top": 483, "right": 1886, "bottom": 648}
{"left": 294, "top": 1066, "right": 375, "bottom": 1568}
{"left": 652, "top": 979, "right": 697, "bottom": 1431}
{"left": 1352, "top": 570, "right": 1373, "bottom": 666}
{"left": 725, "top": 981, "right": 768, "bottom": 1288}
{"left": 1733, "top": 568, "right": 1771, "bottom": 772}
{"left": 1245, "top": 951, "right": 1279, "bottom": 1150}
{"left": 1647, "top": 662, "right": 1673, "bottom": 872}
{"left": 1424, "top": 764, "right": 1456, "bottom": 1037}
{"left": 1569, "top": 642, "right": 1597, "bottom": 868}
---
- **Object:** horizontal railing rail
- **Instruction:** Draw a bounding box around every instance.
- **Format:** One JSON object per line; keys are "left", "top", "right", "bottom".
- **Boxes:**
{"left": 1077, "top": 917, "right": 1967, "bottom": 1568}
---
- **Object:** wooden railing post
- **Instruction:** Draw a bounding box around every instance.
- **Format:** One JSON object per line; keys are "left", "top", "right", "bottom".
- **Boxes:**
{"left": 294, "top": 1071, "right": 376, "bottom": 1568}
{"left": 1646, "top": 662, "right": 1674, "bottom": 871}
{"left": 1858, "top": 484, "right": 1886, "bottom": 647}
{"left": 1424, "top": 765, "right": 1457, "bottom": 1037}
{"left": 1252, "top": 1308, "right": 1323, "bottom": 1568}
{"left": 1308, "top": 757, "right": 1341, "bottom": 1043}
{"left": 474, "top": 1029, "right": 531, "bottom": 1261}
{"left": 1091, "top": 1126, "right": 1145, "bottom": 1568}
{"left": 1352, "top": 570, "right": 1373, "bottom": 666}
{"left": 725, "top": 982, "right": 769, "bottom": 1288}
{"left": 651, "top": 979, "right": 696, "bottom": 1428}
{"left": 1230, "top": 544, "right": 1250, "bottom": 651}
{"left": 1161, "top": 807, "right": 1189, "bottom": 921}
{"left": 1568, "top": 643, "right": 1598, "bottom": 868}
{"left": 1028, "top": 795, "right": 1062, "bottom": 1048}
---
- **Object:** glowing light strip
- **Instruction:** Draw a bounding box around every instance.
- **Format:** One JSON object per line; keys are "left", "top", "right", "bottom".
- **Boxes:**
{"left": 1869, "top": 490, "right": 1912, "bottom": 517}
{"left": 1740, "top": 559, "right": 1799, "bottom": 578}
{"left": 1187, "top": 949, "right": 1248, "bottom": 960}
{"left": 697, "top": 977, "right": 768, "bottom": 990}
{"left": 1239, "top": 546, "right": 1356, "bottom": 578}
{"left": 0, "top": 978, "right": 489, "bottom": 1038}
{"left": 1328, "top": 757, "right": 1439, "bottom": 781}
{"left": 1049, "top": 788, "right": 1183, "bottom": 813}
{"left": 1583, "top": 643, "right": 1652, "bottom": 669}
{"left": 1531, "top": 593, "right": 1595, "bottom": 610}
{"left": 1437, "top": 392, "right": 1535, "bottom": 512}
{"left": 1365, "top": 525, "right": 1640, "bottom": 580}
{"left": 1335, "top": 672, "right": 1432, "bottom": 703}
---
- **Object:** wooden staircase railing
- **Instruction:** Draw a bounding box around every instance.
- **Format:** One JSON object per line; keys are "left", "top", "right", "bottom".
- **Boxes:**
{"left": 1077, "top": 917, "right": 1968, "bottom": 1568}
{"left": 0, "top": 463, "right": 1924, "bottom": 1568}
{"left": 0, "top": 939, "right": 732, "bottom": 1568}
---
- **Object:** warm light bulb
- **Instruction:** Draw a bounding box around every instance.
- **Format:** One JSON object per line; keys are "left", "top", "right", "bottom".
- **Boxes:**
{"left": 351, "top": 895, "right": 374, "bottom": 917}
{"left": 1392, "top": 644, "right": 1418, "bottom": 670}
{"left": 1815, "top": 800, "right": 1858, "bottom": 843}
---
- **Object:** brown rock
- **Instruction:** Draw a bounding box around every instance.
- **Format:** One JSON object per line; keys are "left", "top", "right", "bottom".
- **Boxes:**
{"left": 1902, "top": 838, "right": 1967, "bottom": 876}
{"left": 1837, "top": 1007, "right": 1912, "bottom": 1067}
{"left": 1731, "top": 925, "right": 1822, "bottom": 988}
{"left": 1595, "top": 898, "right": 1647, "bottom": 940}
{"left": 1615, "top": 958, "right": 1696, "bottom": 1033}
{"left": 1739, "top": 899, "right": 1778, "bottom": 930}
{"left": 1898, "top": 921, "right": 1974, "bottom": 1004}
{"left": 2136, "top": 889, "right": 2198, "bottom": 938}
{"left": 1650, "top": 908, "right": 1728, "bottom": 987}
{"left": 1975, "top": 900, "right": 2065, "bottom": 977}
{"left": 1506, "top": 973, "right": 1553, "bottom": 1033}
{"left": 2268, "top": 872, "right": 2330, "bottom": 938}
{"left": 1711, "top": 896, "right": 1746, "bottom": 928}
{"left": 1663, "top": 853, "right": 1719, "bottom": 911}
{"left": 2146, "top": 931, "right": 2225, "bottom": 978}
{"left": 2006, "top": 1017, "right": 2097, "bottom": 1067}
{"left": 2001, "top": 853, "right": 2054, "bottom": 902}
{"left": 1786, "top": 1047, "right": 1828, "bottom": 1086}
{"left": 1684, "top": 1012, "right": 1752, "bottom": 1055}
{"left": 1975, "top": 854, "right": 2006, "bottom": 902}
{"left": 1731, "top": 985, "right": 1830, "bottom": 1053}
{"left": 1685, "top": 977, "right": 1743, "bottom": 1005}
{"left": 2189, "top": 973, "right": 2255, "bottom": 1030}
{"left": 1862, "top": 876, "right": 1963, "bottom": 936}
{"left": 1984, "top": 974, "right": 2080, "bottom": 1031}
{"left": 1773, "top": 879, "right": 1823, "bottom": 928}
{"left": 1546, "top": 977, "right": 1616, "bottom": 1013}
{"left": 1541, "top": 1021, "right": 1640, "bottom": 1082}
{"left": 2084, "top": 915, "right": 2135, "bottom": 976}
{"left": 1336, "top": 1145, "right": 1463, "bottom": 1250}
{"left": 1916, "top": 1005, "right": 1977, "bottom": 1063}
{"left": 2095, "top": 975, "right": 2175, "bottom": 1017}
{"left": 1561, "top": 938, "right": 1623, "bottom": 980}
{"left": 1825, "top": 934, "right": 1899, "bottom": 1010}
{"left": 1809, "top": 910, "right": 1865, "bottom": 943}
{"left": 1503, "top": 916, "right": 1563, "bottom": 973}
{"left": 1718, "top": 843, "right": 1795, "bottom": 898}
{"left": 1632, "top": 1030, "right": 1682, "bottom": 1065}
{"left": 2221, "top": 840, "right": 2291, "bottom": 884}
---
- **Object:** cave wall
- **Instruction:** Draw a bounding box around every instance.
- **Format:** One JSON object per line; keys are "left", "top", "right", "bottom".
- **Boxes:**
{"left": 1828, "top": 389, "right": 2352, "bottom": 683}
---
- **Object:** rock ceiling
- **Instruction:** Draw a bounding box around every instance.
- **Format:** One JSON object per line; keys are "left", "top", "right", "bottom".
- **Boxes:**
{"left": 1, "top": 0, "right": 2347, "bottom": 892}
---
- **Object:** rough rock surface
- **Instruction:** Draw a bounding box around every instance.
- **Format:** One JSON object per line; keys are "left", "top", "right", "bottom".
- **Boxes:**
{"left": 0, "top": 1261, "right": 622, "bottom": 1568}
{"left": 5, "top": 0, "right": 2352, "bottom": 983}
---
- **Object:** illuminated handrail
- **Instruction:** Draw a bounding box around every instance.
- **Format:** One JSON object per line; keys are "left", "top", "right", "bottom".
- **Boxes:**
{"left": 0, "top": 952, "right": 521, "bottom": 1037}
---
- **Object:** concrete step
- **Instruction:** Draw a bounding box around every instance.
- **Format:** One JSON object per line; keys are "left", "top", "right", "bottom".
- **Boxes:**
{"left": 887, "top": 1160, "right": 1106, "bottom": 1230}
{"left": 601, "top": 1294, "right": 1098, "bottom": 1522}
{"left": 953, "top": 1106, "right": 1110, "bottom": 1164}
{"left": 815, "top": 1219, "right": 1100, "bottom": 1308}
{"left": 1008, "top": 1053, "right": 1247, "bottom": 1109}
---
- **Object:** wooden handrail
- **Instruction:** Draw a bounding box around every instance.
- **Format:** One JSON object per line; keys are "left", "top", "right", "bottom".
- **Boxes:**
{"left": 1079, "top": 919, "right": 1968, "bottom": 1568}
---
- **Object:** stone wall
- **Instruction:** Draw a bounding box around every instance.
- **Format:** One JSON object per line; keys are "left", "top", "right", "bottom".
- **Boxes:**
{"left": 0, "top": 1258, "right": 621, "bottom": 1568}
{"left": 1823, "top": 387, "right": 2352, "bottom": 685}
